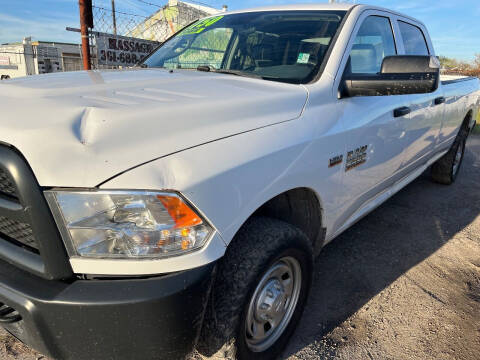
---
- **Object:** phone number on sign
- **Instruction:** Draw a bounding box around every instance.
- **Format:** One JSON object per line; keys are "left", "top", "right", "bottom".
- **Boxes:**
{"left": 100, "top": 50, "right": 145, "bottom": 64}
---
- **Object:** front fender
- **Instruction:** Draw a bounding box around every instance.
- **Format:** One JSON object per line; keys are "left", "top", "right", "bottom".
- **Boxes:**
{"left": 99, "top": 119, "right": 318, "bottom": 273}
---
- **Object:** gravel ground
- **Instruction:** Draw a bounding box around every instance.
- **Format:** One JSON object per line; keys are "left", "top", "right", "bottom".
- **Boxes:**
{"left": 285, "top": 134, "right": 480, "bottom": 360}
{"left": 1, "top": 135, "right": 479, "bottom": 360}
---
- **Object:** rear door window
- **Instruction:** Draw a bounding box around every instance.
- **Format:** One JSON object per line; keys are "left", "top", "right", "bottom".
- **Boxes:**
{"left": 398, "top": 21, "right": 429, "bottom": 55}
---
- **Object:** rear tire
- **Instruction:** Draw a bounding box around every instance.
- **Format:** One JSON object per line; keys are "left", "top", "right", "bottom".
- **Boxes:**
{"left": 197, "top": 217, "right": 313, "bottom": 360}
{"left": 431, "top": 128, "right": 467, "bottom": 185}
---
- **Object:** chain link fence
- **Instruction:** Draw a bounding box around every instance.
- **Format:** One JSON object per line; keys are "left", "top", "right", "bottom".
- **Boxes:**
{"left": 89, "top": 1, "right": 219, "bottom": 69}
{"left": 92, "top": 6, "right": 148, "bottom": 38}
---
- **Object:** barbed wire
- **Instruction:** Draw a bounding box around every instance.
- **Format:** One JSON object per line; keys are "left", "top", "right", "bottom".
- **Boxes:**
{"left": 134, "top": 0, "right": 217, "bottom": 10}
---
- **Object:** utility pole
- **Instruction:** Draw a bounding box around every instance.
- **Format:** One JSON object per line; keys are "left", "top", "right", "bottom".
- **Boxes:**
{"left": 78, "top": 0, "right": 93, "bottom": 70}
{"left": 111, "top": 0, "right": 117, "bottom": 35}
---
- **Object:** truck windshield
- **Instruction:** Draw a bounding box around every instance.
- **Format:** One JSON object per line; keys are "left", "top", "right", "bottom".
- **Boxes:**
{"left": 142, "top": 11, "right": 346, "bottom": 84}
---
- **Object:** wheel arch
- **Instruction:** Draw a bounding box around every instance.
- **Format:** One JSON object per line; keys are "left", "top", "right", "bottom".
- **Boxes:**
{"left": 463, "top": 108, "right": 476, "bottom": 133}
{"left": 464, "top": 108, "right": 473, "bottom": 127}
{"left": 240, "top": 187, "right": 326, "bottom": 256}
{"left": 458, "top": 107, "right": 476, "bottom": 135}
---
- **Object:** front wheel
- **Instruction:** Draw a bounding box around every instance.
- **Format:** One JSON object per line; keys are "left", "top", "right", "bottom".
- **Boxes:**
{"left": 197, "top": 217, "right": 313, "bottom": 360}
{"left": 244, "top": 256, "right": 302, "bottom": 353}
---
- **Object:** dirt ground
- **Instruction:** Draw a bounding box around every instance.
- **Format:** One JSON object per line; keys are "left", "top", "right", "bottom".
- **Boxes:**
{"left": 284, "top": 134, "right": 480, "bottom": 360}
{"left": 1, "top": 135, "right": 479, "bottom": 360}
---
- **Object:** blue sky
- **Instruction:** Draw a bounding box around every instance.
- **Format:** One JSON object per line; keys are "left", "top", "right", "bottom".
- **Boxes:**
{"left": 0, "top": 0, "right": 478, "bottom": 61}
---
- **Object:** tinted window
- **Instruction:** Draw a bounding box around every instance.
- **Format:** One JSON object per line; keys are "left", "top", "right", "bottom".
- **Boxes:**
{"left": 349, "top": 16, "right": 396, "bottom": 74}
{"left": 398, "top": 21, "right": 429, "bottom": 55}
{"left": 143, "top": 11, "right": 346, "bottom": 84}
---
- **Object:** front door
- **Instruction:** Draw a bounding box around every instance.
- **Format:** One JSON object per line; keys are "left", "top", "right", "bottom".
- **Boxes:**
{"left": 333, "top": 13, "right": 411, "bottom": 231}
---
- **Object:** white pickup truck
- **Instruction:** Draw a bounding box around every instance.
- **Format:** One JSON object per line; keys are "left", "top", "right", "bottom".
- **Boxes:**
{"left": 0, "top": 3, "right": 478, "bottom": 360}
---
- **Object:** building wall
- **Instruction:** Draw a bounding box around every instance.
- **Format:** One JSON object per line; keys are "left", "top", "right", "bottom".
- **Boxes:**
{"left": 56, "top": 43, "right": 83, "bottom": 72}
{"left": 0, "top": 40, "right": 83, "bottom": 79}
{"left": 34, "top": 42, "right": 83, "bottom": 74}
{"left": 0, "top": 43, "right": 29, "bottom": 79}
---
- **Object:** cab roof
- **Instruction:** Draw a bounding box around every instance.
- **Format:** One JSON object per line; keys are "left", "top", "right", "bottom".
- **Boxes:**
{"left": 221, "top": 3, "right": 424, "bottom": 29}
{"left": 224, "top": 3, "right": 355, "bottom": 14}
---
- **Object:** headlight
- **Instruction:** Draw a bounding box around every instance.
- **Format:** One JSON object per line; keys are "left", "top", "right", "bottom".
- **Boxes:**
{"left": 45, "top": 190, "right": 213, "bottom": 259}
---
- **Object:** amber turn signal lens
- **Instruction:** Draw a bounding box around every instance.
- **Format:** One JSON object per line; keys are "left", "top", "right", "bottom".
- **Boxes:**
{"left": 157, "top": 195, "right": 203, "bottom": 229}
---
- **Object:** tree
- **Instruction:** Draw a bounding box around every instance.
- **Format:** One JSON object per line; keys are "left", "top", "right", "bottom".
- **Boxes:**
{"left": 438, "top": 55, "right": 480, "bottom": 78}
{"left": 474, "top": 54, "right": 480, "bottom": 68}
{"left": 438, "top": 56, "right": 459, "bottom": 70}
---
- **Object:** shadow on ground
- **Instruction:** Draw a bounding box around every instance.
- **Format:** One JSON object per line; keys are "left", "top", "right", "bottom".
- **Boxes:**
{"left": 283, "top": 137, "right": 480, "bottom": 359}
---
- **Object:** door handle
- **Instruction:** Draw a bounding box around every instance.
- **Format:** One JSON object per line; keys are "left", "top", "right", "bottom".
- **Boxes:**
{"left": 434, "top": 96, "right": 446, "bottom": 105}
{"left": 393, "top": 106, "right": 411, "bottom": 117}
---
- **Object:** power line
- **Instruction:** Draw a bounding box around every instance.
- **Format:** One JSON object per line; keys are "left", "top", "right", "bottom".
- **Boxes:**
{"left": 181, "top": 0, "right": 218, "bottom": 9}
{"left": 134, "top": 0, "right": 164, "bottom": 7}
{"left": 92, "top": 5, "right": 149, "bottom": 18}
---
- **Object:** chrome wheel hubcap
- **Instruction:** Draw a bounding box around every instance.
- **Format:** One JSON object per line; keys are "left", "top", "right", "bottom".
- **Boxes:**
{"left": 245, "top": 257, "right": 302, "bottom": 352}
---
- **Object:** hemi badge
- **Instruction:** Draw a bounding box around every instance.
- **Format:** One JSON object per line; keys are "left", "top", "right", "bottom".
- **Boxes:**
{"left": 329, "top": 155, "right": 343, "bottom": 167}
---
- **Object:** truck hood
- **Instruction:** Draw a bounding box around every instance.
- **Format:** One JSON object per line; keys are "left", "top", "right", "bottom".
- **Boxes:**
{"left": 0, "top": 69, "right": 308, "bottom": 187}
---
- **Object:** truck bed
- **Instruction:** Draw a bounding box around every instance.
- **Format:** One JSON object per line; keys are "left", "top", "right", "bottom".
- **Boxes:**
{"left": 440, "top": 74, "right": 477, "bottom": 85}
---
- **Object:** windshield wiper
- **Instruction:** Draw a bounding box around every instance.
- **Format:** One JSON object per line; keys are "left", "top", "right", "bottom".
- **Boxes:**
{"left": 196, "top": 65, "right": 263, "bottom": 79}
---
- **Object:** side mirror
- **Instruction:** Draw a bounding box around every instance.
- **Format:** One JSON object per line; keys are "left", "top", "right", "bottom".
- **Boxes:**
{"left": 341, "top": 55, "right": 440, "bottom": 98}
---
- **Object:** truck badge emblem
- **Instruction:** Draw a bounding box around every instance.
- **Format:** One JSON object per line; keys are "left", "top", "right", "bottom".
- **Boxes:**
{"left": 346, "top": 145, "right": 368, "bottom": 171}
{"left": 329, "top": 155, "right": 343, "bottom": 167}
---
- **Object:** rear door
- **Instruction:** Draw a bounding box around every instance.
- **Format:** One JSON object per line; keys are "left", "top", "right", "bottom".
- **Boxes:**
{"left": 394, "top": 18, "right": 444, "bottom": 169}
{"left": 333, "top": 11, "right": 411, "bottom": 229}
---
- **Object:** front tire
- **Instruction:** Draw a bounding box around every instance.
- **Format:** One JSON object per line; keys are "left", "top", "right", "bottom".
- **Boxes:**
{"left": 198, "top": 217, "right": 313, "bottom": 360}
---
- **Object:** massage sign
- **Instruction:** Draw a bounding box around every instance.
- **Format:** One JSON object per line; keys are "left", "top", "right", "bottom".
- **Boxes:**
{"left": 95, "top": 32, "right": 161, "bottom": 66}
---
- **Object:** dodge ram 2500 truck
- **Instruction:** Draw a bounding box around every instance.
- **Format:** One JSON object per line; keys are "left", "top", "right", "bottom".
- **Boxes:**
{"left": 0, "top": 3, "right": 478, "bottom": 360}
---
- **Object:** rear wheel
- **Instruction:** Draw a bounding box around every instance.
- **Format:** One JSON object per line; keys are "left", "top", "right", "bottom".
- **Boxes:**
{"left": 197, "top": 217, "right": 313, "bottom": 360}
{"left": 431, "top": 129, "right": 467, "bottom": 185}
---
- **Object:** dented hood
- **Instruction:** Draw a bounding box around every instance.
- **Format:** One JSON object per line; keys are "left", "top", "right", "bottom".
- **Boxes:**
{"left": 0, "top": 69, "right": 308, "bottom": 187}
